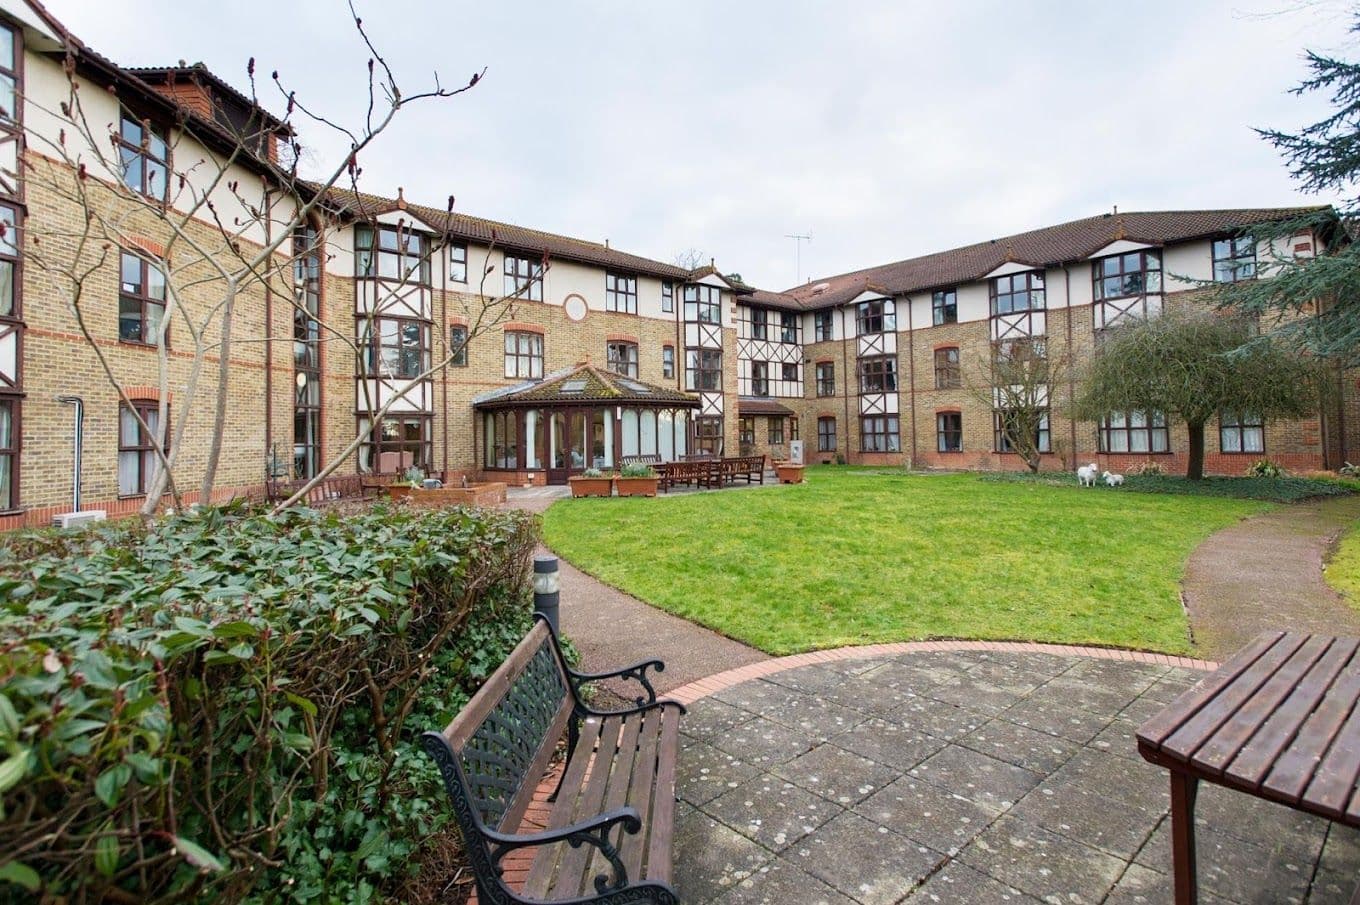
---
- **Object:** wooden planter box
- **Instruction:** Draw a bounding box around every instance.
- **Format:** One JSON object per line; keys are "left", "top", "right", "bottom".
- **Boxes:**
{"left": 385, "top": 483, "right": 508, "bottom": 507}
{"left": 775, "top": 464, "right": 806, "bottom": 484}
{"left": 614, "top": 476, "right": 659, "bottom": 498}
{"left": 569, "top": 476, "right": 614, "bottom": 498}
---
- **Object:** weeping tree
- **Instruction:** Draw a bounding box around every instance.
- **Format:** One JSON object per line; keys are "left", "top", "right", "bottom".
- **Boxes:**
{"left": 1075, "top": 308, "right": 1325, "bottom": 479}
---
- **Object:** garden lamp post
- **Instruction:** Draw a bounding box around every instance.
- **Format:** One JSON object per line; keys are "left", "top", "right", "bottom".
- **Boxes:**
{"left": 533, "top": 555, "right": 560, "bottom": 632}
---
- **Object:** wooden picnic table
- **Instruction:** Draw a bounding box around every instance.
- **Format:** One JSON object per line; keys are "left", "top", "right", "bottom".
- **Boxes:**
{"left": 1136, "top": 630, "right": 1360, "bottom": 904}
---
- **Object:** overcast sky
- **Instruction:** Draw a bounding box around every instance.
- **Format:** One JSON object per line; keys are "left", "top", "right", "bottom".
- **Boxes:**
{"left": 43, "top": 0, "right": 1360, "bottom": 289}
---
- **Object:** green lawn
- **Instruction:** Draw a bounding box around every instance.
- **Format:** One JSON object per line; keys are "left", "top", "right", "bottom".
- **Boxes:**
{"left": 541, "top": 467, "right": 1269, "bottom": 656}
{"left": 1326, "top": 525, "right": 1360, "bottom": 607}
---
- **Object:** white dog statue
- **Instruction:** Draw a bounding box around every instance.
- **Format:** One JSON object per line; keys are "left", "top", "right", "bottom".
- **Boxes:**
{"left": 1077, "top": 462, "right": 1099, "bottom": 487}
{"left": 1102, "top": 470, "right": 1125, "bottom": 487}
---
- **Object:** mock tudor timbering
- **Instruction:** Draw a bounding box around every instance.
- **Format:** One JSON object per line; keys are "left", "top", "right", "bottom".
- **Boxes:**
{"left": 0, "top": 0, "right": 1356, "bottom": 528}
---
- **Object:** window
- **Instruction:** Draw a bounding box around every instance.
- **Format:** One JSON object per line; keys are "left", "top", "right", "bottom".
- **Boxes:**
{"left": 790, "top": 417, "right": 800, "bottom": 441}
{"left": 118, "top": 400, "right": 167, "bottom": 497}
{"left": 356, "top": 224, "right": 431, "bottom": 285}
{"left": 1213, "top": 236, "right": 1257, "bottom": 283}
{"left": 750, "top": 308, "right": 768, "bottom": 340}
{"left": 362, "top": 318, "right": 429, "bottom": 379}
{"left": 934, "top": 347, "right": 961, "bottom": 389}
{"left": 607, "top": 341, "right": 639, "bottom": 377}
{"left": 994, "top": 409, "right": 1051, "bottom": 454}
{"left": 686, "top": 348, "right": 722, "bottom": 391}
{"left": 1093, "top": 250, "right": 1162, "bottom": 300}
{"left": 504, "top": 330, "right": 543, "bottom": 379}
{"left": 449, "top": 242, "right": 468, "bottom": 283}
{"left": 1220, "top": 411, "right": 1264, "bottom": 453}
{"left": 684, "top": 284, "right": 721, "bottom": 324}
{"left": 293, "top": 226, "right": 322, "bottom": 479}
{"left": 360, "top": 414, "right": 432, "bottom": 473}
{"left": 858, "top": 355, "right": 897, "bottom": 393}
{"left": 117, "top": 115, "right": 168, "bottom": 201}
{"left": 661, "top": 281, "right": 674, "bottom": 313}
{"left": 739, "top": 415, "right": 756, "bottom": 447}
{"left": 991, "top": 272, "right": 1045, "bottom": 315}
{"left": 932, "top": 289, "right": 957, "bottom": 326}
{"left": 119, "top": 250, "right": 166, "bottom": 346}
{"left": 694, "top": 416, "right": 723, "bottom": 455}
{"left": 662, "top": 345, "right": 675, "bottom": 379}
{"left": 780, "top": 312, "right": 797, "bottom": 344}
{"left": 484, "top": 411, "right": 519, "bottom": 469}
{"left": 856, "top": 299, "right": 896, "bottom": 335}
{"left": 0, "top": 202, "right": 16, "bottom": 319}
{"left": 816, "top": 362, "right": 835, "bottom": 397}
{"left": 1100, "top": 411, "right": 1169, "bottom": 454}
{"left": 860, "top": 415, "right": 900, "bottom": 452}
{"left": 814, "top": 310, "right": 833, "bottom": 342}
{"left": 0, "top": 22, "right": 17, "bottom": 127}
{"left": 817, "top": 416, "right": 836, "bottom": 452}
{"left": 768, "top": 418, "right": 784, "bottom": 444}
{"left": 781, "top": 363, "right": 798, "bottom": 383}
{"left": 937, "top": 412, "right": 962, "bottom": 453}
{"left": 0, "top": 398, "right": 13, "bottom": 510}
{"left": 450, "top": 324, "right": 468, "bottom": 367}
{"left": 606, "top": 272, "right": 637, "bottom": 314}
{"left": 750, "top": 361, "right": 769, "bottom": 396}
{"left": 504, "top": 254, "right": 543, "bottom": 301}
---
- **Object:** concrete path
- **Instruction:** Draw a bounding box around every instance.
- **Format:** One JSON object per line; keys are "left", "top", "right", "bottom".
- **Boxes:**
{"left": 1183, "top": 495, "right": 1360, "bottom": 662}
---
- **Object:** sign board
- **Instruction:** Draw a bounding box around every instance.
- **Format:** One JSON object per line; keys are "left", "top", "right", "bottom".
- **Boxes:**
{"left": 788, "top": 439, "right": 804, "bottom": 465}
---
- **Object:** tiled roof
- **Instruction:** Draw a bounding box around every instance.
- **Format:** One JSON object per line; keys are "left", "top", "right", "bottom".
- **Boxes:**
{"left": 737, "top": 397, "right": 795, "bottom": 416}
{"left": 727, "top": 274, "right": 806, "bottom": 311}
{"left": 311, "top": 186, "right": 694, "bottom": 281}
{"left": 124, "top": 64, "right": 289, "bottom": 132}
{"left": 786, "top": 207, "right": 1333, "bottom": 310}
{"left": 472, "top": 362, "right": 698, "bottom": 409}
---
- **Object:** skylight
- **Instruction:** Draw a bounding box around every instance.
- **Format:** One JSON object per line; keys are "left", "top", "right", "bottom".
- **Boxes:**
{"left": 561, "top": 379, "right": 587, "bottom": 394}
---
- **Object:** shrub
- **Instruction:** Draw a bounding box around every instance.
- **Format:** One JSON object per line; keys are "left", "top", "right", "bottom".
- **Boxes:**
{"left": 581, "top": 467, "right": 605, "bottom": 478}
{"left": 1132, "top": 460, "right": 1166, "bottom": 477}
{"left": 0, "top": 501, "right": 538, "bottom": 903}
{"left": 1245, "top": 459, "right": 1286, "bottom": 478}
{"left": 618, "top": 463, "right": 656, "bottom": 479}
{"left": 401, "top": 465, "right": 426, "bottom": 486}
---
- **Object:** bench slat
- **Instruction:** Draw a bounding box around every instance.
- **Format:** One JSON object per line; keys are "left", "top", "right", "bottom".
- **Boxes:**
{"left": 1304, "top": 686, "right": 1360, "bottom": 819}
{"left": 1264, "top": 650, "right": 1360, "bottom": 805}
{"left": 620, "top": 710, "right": 663, "bottom": 883}
{"left": 646, "top": 707, "right": 682, "bottom": 886}
{"left": 522, "top": 716, "right": 607, "bottom": 898}
{"left": 547, "top": 717, "right": 628, "bottom": 899}
{"left": 578, "top": 712, "right": 647, "bottom": 895}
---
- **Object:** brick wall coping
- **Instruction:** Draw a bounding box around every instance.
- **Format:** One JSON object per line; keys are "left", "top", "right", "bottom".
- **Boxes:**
{"left": 665, "top": 640, "right": 1216, "bottom": 707}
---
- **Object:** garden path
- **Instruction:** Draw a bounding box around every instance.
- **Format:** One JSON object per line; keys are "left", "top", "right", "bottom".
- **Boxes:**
{"left": 1182, "top": 494, "right": 1360, "bottom": 660}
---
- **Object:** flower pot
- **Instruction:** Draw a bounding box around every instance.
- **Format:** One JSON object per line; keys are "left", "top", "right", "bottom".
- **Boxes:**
{"left": 775, "top": 464, "right": 805, "bottom": 484}
{"left": 614, "top": 476, "right": 658, "bottom": 497}
{"left": 385, "top": 484, "right": 417, "bottom": 501}
{"left": 569, "top": 476, "right": 614, "bottom": 498}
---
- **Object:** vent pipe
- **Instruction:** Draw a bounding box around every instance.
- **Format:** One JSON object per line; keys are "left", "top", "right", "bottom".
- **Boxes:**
{"left": 56, "top": 395, "right": 84, "bottom": 512}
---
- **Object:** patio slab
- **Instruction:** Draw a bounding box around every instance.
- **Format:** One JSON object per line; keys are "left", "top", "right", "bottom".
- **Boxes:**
{"left": 674, "top": 650, "right": 1360, "bottom": 904}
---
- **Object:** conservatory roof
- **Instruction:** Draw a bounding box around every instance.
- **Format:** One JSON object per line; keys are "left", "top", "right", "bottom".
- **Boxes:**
{"left": 472, "top": 362, "right": 699, "bottom": 410}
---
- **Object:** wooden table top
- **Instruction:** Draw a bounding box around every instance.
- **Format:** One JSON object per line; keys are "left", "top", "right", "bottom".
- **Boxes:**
{"left": 1137, "top": 630, "right": 1360, "bottom": 825}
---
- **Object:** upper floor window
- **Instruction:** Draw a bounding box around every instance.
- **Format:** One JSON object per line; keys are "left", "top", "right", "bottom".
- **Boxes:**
{"left": 504, "top": 254, "right": 543, "bottom": 301}
{"left": 937, "top": 412, "right": 962, "bottom": 453}
{"left": 858, "top": 355, "right": 897, "bottom": 394}
{"left": 991, "top": 272, "right": 1045, "bottom": 315}
{"left": 816, "top": 362, "right": 835, "bottom": 397}
{"left": 750, "top": 308, "right": 768, "bottom": 340}
{"left": 1093, "top": 250, "right": 1162, "bottom": 300}
{"left": 118, "top": 115, "right": 169, "bottom": 201}
{"left": 857, "top": 299, "right": 896, "bottom": 335}
{"left": 1220, "top": 410, "right": 1264, "bottom": 453}
{"left": 686, "top": 348, "right": 722, "bottom": 391}
{"left": 934, "top": 347, "right": 961, "bottom": 389}
{"left": 118, "top": 400, "right": 167, "bottom": 497}
{"left": 1213, "top": 236, "right": 1257, "bottom": 283}
{"left": 932, "top": 289, "right": 957, "bottom": 326}
{"left": 356, "top": 224, "right": 431, "bottom": 285}
{"left": 0, "top": 23, "right": 18, "bottom": 126}
{"left": 662, "top": 344, "right": 675, "bottom": 379}
{"left": 607, "top": 341, "right": 638, "bottom": 377}
{"left": 684, "top": 284, "right": 721, "bottom": 324}
{"left": 814, "top": 310, "right": 833, "bottom": 342}
{"left": 449, "top": 242, "right": 468, "bottom": 283}
{"left": 0, "top": 203, "right": 18, "bottom": 319}
{"left": 780, "top": 312, "right": 797, "bottom": 343}
{"left": 750, "top": 361, "right": 769, "bottom": 396}
{"left": 606, "top": 272, "right": 637, "bottom": 314}
{"left": 362, "top": 317, "right": 429, "bottom": 379}
{"left": 450, "top": 324, "right": 468, "bottom": 367}
{"left": 662, "top": 281, "right": 674, "bottom": 313}
{"left": 119, "top": 250, "right": 166, "bottom": 346}
{"left": 504, "top": 330, "right": 543, "bottom": 379}
{"left": 817, "top": 416, "right": 836, "bottom": 452}
{"left": 1100, "top": 410, "right": 1169, "bottom": 454}
{"left": 781, "top": 362, "right": 798, "bottom": 383}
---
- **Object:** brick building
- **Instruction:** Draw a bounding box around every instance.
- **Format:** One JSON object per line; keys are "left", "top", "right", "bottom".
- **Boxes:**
{"left": 0, "top": 1, "right": 1353, "bottom": 528}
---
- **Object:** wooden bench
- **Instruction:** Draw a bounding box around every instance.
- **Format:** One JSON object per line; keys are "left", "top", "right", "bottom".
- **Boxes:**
{"left": 421, "top": 617, "right": 686, "bottom": 905}
{"left": 658, "top": 459, "right": 720, "bottom": 492}
{"left": 621, "top": 454, "right": 663, "bottom": 467}
{"left": 1137, "top": 630, "right": 1360, "bottom": 904}
{"left": 265, "top": 474, "right": 365, "bottom": 506}
{"left": 719, "top": 456, "right": 765, "bottom": 485}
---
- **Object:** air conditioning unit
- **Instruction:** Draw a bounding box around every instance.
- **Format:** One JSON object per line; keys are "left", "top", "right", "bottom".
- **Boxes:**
{"left": 53, "top": 510, "right": 106, "bottom": 529}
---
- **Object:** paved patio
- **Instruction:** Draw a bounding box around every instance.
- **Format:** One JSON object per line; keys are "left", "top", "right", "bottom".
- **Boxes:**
{"left": 672, "top": 649, "right": 1360, "bottom": 904}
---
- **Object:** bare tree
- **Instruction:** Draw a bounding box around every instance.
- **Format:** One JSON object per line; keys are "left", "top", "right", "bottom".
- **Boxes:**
{"left": 971, "top": 336, "right": 1067, "bottom": 473}
{"left": 673, "top": 247, "right": 706, "bottom": 271}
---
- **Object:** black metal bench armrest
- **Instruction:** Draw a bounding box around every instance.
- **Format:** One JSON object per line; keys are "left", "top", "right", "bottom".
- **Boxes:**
{"left": 568, "top": 658, "right": 666, "bottom": 706}
{"left": 483, "top": 807, "right": 642, "bottom": 895}
{"left": 576, "top": 697, "right": 688, "bottom": 719}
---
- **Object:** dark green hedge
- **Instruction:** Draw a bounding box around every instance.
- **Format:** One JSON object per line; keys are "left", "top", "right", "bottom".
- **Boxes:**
{"left": 0, "top": 501, "right": 539, "bottom": 903}
{"left": 977, "top": 470, "right": 1356, "bottom": 502}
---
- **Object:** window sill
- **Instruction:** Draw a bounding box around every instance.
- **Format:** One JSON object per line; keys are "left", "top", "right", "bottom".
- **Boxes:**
{"left": 1217, "top": 450, "right": 1266, "bottom": 456}
{"left": 1100, "top": 451, "right": 1174, "bottom": 456}
{"left": 119, "top": 338, "right": 168, "bottom": 351}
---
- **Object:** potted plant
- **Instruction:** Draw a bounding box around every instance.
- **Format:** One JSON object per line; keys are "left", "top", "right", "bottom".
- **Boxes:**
{"left": 615, "top": 463, "right": 659, "bottom": 497}
{"left": 384, "top": 465, "right": 427, "bottom": 501}
{"left": 775, "top": 462, "right": 805, "bottom": 484}
{"left": 569, "top": 467, "right": 614, "bottom": 498}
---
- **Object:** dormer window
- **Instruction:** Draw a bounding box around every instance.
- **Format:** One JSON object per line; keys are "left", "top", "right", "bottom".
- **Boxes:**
{"left": 990, "top": 272, "right": 1045, "bottom": 315}
{"left": 1213, "top": 236, "right": 1256, "bottom": 283}
{"left": 684, "top": 285, "right": 721, "bottom": 324}
{"left": 856, "top": 299, "right": 895, "bottom": 335}
{"left": 356, "top": 224, "right": 431, "bottom": 285}
{"left": 1093, "top": 250, "right": 1161, "bottom": 300}
{"left": 118, "top": 115, "right": 169, "bottom": 202}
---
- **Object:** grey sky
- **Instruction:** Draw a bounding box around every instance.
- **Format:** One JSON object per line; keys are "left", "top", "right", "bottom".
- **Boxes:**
{"left": 45, "top": 0, "right": 1358, "bottom": 289}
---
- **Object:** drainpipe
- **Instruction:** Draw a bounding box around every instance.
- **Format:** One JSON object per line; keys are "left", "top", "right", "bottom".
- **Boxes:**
{"left": 840, "top": 305, "right": 851, "bottom": 463}
{"left": 56, "top": 395, "right": 83, "bottom": 512}
{"left": 1064, "top": 264, "right": 1077, "bottom": 469}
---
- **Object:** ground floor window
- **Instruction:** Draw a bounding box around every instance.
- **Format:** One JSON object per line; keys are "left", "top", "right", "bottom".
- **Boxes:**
{"left": 768, "top": 417, "right": 784, "bottom": 445}
{"left": 790, "top": 417, "right": 799, "bottom": 441}
{"left": 937, "top": 412, "right": 962, "bottom": 453}
{"left": 1220, "top": 410, "right": 1264, "bottom": 453}
{"left": 482, "top": 406, "right": 693, "bottom": 470}
{"left": 694, "top": 416, "right": 723, "bottom": 455}
{"left": 738, "top": 415, "right": 755, "bottom": 450}
{"left": 993, "top": 409, "right": 1051, "bottom": 454}
{"left": 359, "top": 414, "right": 432, "bottom": 473}
{"left": 484, "top": 411, "right": 520, "bottom": 469}
{"left": 1100, "top": 410, "right": 1168, "bottom": 454}
{"left": 817, "top": 417, "right": 836, "bottom": 451}
{"left": 860, "top": 415, "right": 900, "bottom": 452}
{"left": 0, "top": 398, "right": 16, "bottom": 509}
{"left": 119, "top": 400, "right": 167, "bottom": 497}
{"left": 618, "top": 408, "right": 690, "bottom": 461}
